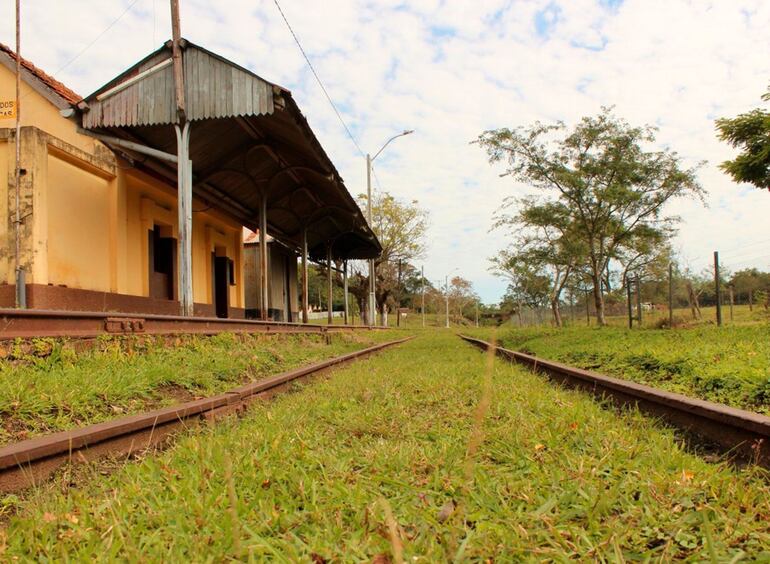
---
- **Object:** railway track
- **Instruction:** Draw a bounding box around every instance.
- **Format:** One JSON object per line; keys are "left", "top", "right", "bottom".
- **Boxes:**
{"left": 0, "top": 336, "right": 413, "bottom": 493}
{"left": 460, "top": 334, "right": 770, "bottom": 467}
{"left": 0, "top": 309, "right": 383, "bottom": 340}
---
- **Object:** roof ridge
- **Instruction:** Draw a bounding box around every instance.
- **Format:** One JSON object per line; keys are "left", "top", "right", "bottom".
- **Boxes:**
{"left": 0, "top": 43, "right": 81, "bottom": 105}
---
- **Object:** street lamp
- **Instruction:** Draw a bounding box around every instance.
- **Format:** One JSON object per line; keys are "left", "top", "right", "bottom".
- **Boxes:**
{"left": 367, "top": 129, "right": 414, "bottom": 326}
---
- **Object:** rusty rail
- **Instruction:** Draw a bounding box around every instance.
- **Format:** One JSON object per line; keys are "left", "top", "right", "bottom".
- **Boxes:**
{"left": 0, "top": 309, "right": 386, "bottom": 339}
{"left": 459, "top": 334, "right": 770, "bottom": 466}
{"left": 0, "top": 336, "right": 413, "bottom": 492}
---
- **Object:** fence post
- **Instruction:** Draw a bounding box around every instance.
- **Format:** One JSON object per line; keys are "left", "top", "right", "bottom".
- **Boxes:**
{"left": 729, "top": 284, "right": 734, "bottom": 322}
{"left": 714, "top": 251, "right": 722, "bottom": 327}
{"left": 668, "top": 262, "right": 674, "bottom": 329}
{"left": 585, "top": 290, "right": 590, "bottom": 326}
{"left": 626, "top": 279, "right": 633, "bottom": 329}
{"left": 635, "top": 276, "right": 643, "bottom": 325}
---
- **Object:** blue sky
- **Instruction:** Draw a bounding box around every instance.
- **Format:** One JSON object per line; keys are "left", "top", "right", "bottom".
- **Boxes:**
{"left": 3, "top": 0, "right": 770, "bottom": 303}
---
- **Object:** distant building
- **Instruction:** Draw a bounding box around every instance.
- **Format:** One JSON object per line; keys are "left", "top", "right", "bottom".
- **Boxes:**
{"left": 243, "top": 228, "right": 298, "bottom": 321}
{"left": 0, "top": 40, "right": 379, "bottom": 319}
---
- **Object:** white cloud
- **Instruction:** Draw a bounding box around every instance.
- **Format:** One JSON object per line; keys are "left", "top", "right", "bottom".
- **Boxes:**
{"left": 2, "top": 0, "right": 769, "bottom": 302}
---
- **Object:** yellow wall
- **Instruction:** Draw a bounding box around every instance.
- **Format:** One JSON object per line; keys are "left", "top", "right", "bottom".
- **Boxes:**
{"left": 0, "top": 58, "right": 246, "bottom": 311}
{"left": 46, "top": 153, "right": 111, "bottom": 290}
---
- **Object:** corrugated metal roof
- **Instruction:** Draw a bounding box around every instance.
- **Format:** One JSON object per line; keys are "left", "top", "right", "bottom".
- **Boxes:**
{"left": 82, "top": 41, "right": 277, "bottom": 128}
{"left": 76, "top": 39, "right": 381, "bottom": 260}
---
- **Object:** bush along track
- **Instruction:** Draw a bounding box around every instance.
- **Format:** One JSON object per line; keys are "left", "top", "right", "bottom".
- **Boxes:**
{"left": 0, "top": 330, "right": 401, "bottom": 446}
{"left": 2, "top": 331, "right": 769, "bottom": 560}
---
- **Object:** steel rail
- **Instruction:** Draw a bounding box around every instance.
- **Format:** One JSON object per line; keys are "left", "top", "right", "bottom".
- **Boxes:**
{"left": 459, "top": 334, "right": 770, "bottom": 466}
{"left": 0, "top": 309, "right": 386, "bottom": 340}
{"left": 0, "top": 336, "right": 414, "bottom": 493}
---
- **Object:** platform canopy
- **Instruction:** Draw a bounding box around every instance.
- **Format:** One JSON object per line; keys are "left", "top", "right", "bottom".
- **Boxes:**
{"left": 73, "top": 39, "right": 380, "bottom": 261}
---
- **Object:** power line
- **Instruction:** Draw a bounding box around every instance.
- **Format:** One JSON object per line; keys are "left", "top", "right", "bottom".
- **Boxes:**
{"left": 52, "top": 0, "right": 142, "bottom": 77}
{"left": 272, "top": 0, "right": 365, "bottom": 158}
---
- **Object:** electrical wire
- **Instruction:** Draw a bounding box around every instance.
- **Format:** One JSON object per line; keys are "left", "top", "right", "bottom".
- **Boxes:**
{"left": 272, "top": 0, "right": 365, "bottom": 158}
{"left": 51, "top": 0, "right": 142, "bottom": 77}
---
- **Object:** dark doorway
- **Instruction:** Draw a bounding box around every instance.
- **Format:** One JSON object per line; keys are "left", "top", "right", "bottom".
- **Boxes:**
{"left": 213, "top": 255, "right": 230, "bottom": 318}
{"left": 149, "top": 225, "right": 175, "bottom": 300}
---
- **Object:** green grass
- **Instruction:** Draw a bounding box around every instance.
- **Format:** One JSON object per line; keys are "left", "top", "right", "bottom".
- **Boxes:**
{"left": 0, "top": 330, "right": 400, "bottom": 445}
{"left": 3, "top": 331, "right": 770, "bottom": 560}
{"left": 466, "top": 321, "right": 770, "bottom": 414}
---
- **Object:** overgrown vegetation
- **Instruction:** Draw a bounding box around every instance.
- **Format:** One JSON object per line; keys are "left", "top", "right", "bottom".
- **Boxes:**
{"left": 468, "top": 322, "right": 770, "bottom": 414}
{"left": 0, "top": 331, "right": 398, "bottom": 445}
{"left": 2, "top": 332, "right": 769, "bottom": 560}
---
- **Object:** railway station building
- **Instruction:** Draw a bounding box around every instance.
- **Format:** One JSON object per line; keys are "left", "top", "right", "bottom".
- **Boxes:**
{"left": 0, "top": 40, "right": 379, "bottom": 320}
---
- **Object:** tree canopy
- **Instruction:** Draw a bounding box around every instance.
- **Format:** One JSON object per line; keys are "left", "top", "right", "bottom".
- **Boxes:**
{"left": 477, "top": 107, "right": 704, "bottom": 325}
{"left": 716, "top": 86, "right": 770, "bottom": 190}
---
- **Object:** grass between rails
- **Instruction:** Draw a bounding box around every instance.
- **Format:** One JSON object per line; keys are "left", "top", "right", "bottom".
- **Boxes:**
{"left": 3, "top": 331, "right": 770, "bottom": 560}
{"left": 466, "top": 323, "right": 770, "bottom": 415}
{"left": 0, "top": 330, "right": 402, "bottom": 446}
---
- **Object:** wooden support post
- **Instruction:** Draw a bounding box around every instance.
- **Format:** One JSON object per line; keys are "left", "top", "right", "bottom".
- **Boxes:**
{"left": 327, "top": 243, "right": 333, "bottom": 325}
{"left": 301, "top": 228, "right": 308, "bottom": 324}
{"left": 729, "top": 285, "right": 734, "bottom": 322}
{"left": 626, "top": 279, "right": 633, "bottom": 329}
{"left": 668, "top": 262, "right": 674, "bottom": 329}
{"left": 174, "top": 122, "right": 193, "bottom": 316}
{"left": 343, "top": 259, "right": 349, "bottom": 325}
{"left": 714, "top": 251, "right": 722, "bottom": 327}
{"left": 169, "top": 0, "right": 186, "bottom": 119}
{"left": 259, "top": 198, "right": 268, "bottom": 321}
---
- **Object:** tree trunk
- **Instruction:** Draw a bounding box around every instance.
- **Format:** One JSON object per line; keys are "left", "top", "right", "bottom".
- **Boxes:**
{"left": 550, "top": 298, "right": 563, "bottom": 327}
{"left": 686, "top": 281, "right": 702, "bottom": 320}
{"left": 591, "top": 270, "right": 607, "bottom": 326}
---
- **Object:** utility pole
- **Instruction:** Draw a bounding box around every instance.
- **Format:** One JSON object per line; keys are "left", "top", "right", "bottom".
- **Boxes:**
{"left": 714, "top": 251, "right": 722, "bottom": 327}
{"left": 366, "top": 153, "right": 375, "bottom": 326}
{"left": 668, "top": 262, "right": 674, "bottom": 329}
{"left": 421, "top": 265, "right": 425, "bottom": 328}
{"left": 397, "top": 259, "right": 402, "bottom": 327}
{"left": 635, "top": 276, "right": 643, "bottom": 325}
{"left": 445, "top": 275, "right": 449, "bottom": 329}
{"left": 14, "top": 0, "right": 25, "bottom": 309}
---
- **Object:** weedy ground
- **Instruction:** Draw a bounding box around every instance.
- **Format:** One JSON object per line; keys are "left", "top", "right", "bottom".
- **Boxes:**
{"left": 0, "top": 330, "right": 399, "bottom": 445}
{"left": 466, "top": 321, "right": 770, "bottom": 414}
{"left": 2, "top": 331, "right": 769, "bottom": 561}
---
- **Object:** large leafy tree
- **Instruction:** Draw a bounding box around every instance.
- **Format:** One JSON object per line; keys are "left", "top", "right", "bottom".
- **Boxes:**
{"left": 477, "top": 108, "right": 704, "bottom": 325}
{"left": 716, "top": 87, "right": 770, "bottom": 190}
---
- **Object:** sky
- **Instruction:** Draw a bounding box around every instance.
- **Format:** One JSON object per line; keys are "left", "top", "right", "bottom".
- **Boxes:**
{"left": 2, "top": 0, "right": 769, "bottom": 303}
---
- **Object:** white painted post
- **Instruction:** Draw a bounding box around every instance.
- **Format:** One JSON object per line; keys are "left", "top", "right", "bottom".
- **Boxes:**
{"left": 175, "top": 122, "right": 193, "bottom": 316}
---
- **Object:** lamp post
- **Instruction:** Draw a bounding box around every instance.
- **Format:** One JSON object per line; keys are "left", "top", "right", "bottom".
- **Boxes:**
{"left": 366, "top": 129, "right": 414, "bottom": 325}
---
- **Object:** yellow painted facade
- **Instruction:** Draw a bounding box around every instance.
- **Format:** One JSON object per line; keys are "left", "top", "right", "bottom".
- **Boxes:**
{"left": 0, "top": 62, "right": 246, "bottom": 312}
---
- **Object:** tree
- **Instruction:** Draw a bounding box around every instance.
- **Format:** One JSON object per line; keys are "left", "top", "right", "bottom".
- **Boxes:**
{"left": 490, "top": 197, "right": 584, "bottom": 326}
{"left": 716, "top": 86, "right": 770, "bottom": 190}
{"left": 476, "top": 107, "right": 704, "bottom": 325}
{"left": 346, "top": 192, "right": 428, "bottom": 322}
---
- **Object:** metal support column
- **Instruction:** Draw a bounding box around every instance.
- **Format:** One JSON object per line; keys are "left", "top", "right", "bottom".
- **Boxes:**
{"left": 327, "top": 243, "right": 333, "bottom": 325}
{"left": 259, "top": 197, "right": 269, "bottom": 321}
{"left": 174, "top": 122, "right": 193, "bottom": 316}
{"left": 343, "top": 259, "right": 349, "bottom": 325}
{"left": 301, "top": 228, "right": 309, "bottom": 324}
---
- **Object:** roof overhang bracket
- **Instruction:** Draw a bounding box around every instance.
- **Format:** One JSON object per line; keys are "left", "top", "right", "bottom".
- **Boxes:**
{"left": 77, "top": 128, "right": 178, "bottom": 164}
